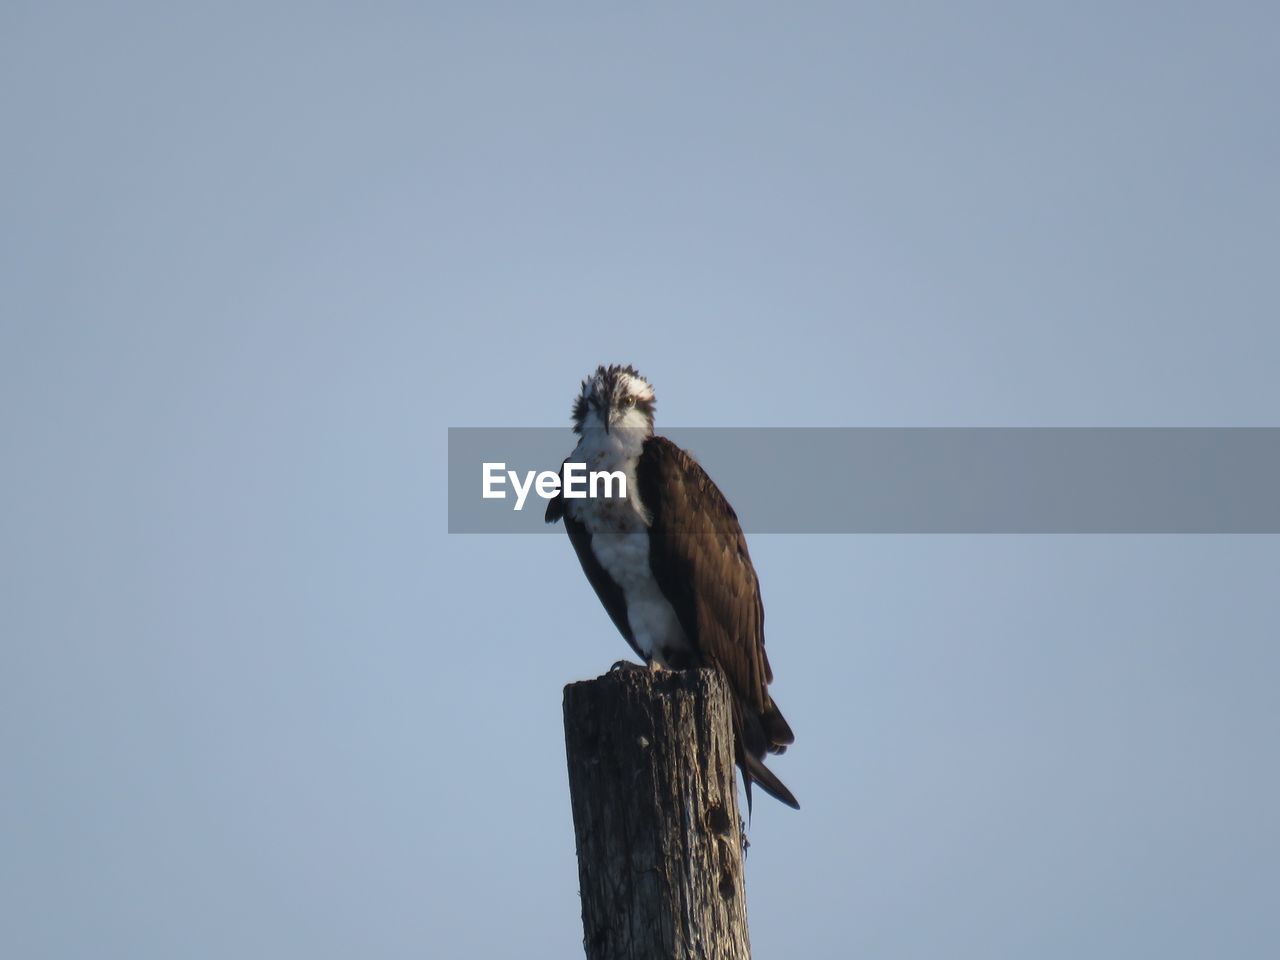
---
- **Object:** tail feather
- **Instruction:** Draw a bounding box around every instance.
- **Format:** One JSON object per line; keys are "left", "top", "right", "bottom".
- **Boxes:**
{"left": 762, "top": 701, "right": 795, "bottom": 754}
{"left": 731, "top": 696, "right": 799, "bottom": 812}
{"left": 742, "top": 750, "right": 800, "bottom": 811}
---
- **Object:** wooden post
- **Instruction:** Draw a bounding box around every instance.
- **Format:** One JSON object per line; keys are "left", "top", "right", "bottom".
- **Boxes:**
{"left": 563, "top": 668, "right": 751, "bottom": 960}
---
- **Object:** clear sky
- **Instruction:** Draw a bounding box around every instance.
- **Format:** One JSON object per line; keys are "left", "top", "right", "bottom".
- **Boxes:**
{"left": 3, "top": 3, "right": 1277, "bottom": 958}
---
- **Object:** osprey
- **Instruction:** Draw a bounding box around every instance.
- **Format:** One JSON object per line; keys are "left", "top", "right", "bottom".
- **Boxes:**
{"left": 545, "top": 364, "right": 798, "bottom": 810}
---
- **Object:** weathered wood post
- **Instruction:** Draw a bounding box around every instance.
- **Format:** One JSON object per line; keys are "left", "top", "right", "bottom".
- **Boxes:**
{"left": 563, "top": 668, "right": 751, "bottom": 960}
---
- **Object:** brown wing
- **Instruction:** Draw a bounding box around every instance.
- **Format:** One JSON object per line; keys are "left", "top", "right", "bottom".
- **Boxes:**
{"left": 636, "top": 436, "right": 797, "bottom": 809}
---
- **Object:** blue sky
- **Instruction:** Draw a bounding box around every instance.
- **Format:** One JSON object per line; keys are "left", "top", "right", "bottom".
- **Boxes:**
{"left": 3, "top": 4, "right": 1277, "bottom": 958}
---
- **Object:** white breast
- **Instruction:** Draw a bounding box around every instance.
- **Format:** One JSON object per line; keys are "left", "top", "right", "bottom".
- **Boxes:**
{"left": 567, "top": 434, "right": 689, "bottom": 664}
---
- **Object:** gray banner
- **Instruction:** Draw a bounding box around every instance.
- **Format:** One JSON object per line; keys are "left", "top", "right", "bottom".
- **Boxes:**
{"left": 447, "top": 428, "right": 1280, "bottom": 533}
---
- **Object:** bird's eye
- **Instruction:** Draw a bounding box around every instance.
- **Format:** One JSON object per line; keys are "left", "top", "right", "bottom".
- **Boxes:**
{"left": 622, "top": 396, "right": 636, "bottom": 408}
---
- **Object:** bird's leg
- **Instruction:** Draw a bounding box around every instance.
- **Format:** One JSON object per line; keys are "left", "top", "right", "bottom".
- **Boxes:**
{"left": 609, "top": 659, "right": 647, "bottom": 673}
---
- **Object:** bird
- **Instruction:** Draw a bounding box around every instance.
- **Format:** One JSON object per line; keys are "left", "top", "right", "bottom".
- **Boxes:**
{"left": 545, "top": 364, "right": 798, "bottom": 811}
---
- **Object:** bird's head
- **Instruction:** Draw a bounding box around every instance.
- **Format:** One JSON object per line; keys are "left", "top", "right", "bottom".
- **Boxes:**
{"left": 572, "top": 364, "right": 656, "bottom": 438}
